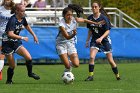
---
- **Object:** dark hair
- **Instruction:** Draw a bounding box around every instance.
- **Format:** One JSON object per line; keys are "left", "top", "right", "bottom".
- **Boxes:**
{"left": 68, "top": 4, "right": 83, "bottom": 17}
{"left": 11, "top": 3, "right": 24, "bottom": 14}
{"left": 62, "top": 7, "right": 73, "bottom": 17}
{"left": 92, "top": 0, "right": 110, "bottom": 20}
{"left": 11, "top": 4, "right": 16, "bottom": 14}
{"left": 1, "top": 0, "right": 15, "bottom": 9}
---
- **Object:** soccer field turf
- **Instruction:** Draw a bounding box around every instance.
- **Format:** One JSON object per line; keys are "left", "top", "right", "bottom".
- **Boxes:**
{"left": 0, "top": 63, "right": 140, "bottom": 93}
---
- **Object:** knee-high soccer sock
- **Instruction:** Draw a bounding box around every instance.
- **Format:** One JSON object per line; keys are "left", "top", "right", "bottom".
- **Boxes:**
{"left": 88, "top": 64, "right": 94, "bottom": 76}
{"left": 112, "top": 67, "right": 120, "bottom": 77}
{"left": 26, "top": 60, "right": 33, "bottom": 75}
{"left": 7, "top": 67, "right": 14, "bottom": 82}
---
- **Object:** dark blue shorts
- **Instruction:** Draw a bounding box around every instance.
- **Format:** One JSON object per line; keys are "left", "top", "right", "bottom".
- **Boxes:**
{"left": 2, "top": 40, "right": 22, "bottom": 55}
{"left": 90, "top": 39, "right": 112, "bottom": 54}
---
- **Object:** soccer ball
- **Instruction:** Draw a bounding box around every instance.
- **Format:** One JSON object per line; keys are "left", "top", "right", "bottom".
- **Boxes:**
{"left": 62, "top": 72, "right": 74, "bottom": 84}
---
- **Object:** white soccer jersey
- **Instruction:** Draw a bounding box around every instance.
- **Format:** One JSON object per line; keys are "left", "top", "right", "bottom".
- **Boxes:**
{"left": 56, "top": 17, "right": 77, "bottom": 44}
{"left": 0, "top": 6, "right": 12, "bottom": 37}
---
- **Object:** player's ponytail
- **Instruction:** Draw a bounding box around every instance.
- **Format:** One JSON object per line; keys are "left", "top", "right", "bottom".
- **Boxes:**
{"left": 10, "top": 4, "right": 16, "bottom": 14}
{"left": 68, "top": 4, "right": 83, "bottom": 18}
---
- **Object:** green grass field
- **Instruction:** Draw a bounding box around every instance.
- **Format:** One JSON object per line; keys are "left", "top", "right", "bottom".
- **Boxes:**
{"left": 0, "top": 63, "right": 140, "bottom": 93}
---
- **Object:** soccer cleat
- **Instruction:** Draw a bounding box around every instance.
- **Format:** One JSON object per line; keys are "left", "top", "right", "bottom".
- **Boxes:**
{"left": 85, "top": 76, "right": 93, "bottom": 81}
{"left": 6, "top": 80, "right": 14, "bottom": 84}
{"left": 116, "top": 76, "right": 121, "bottom": 80}
{"left": 28, "top": 73, "right": 40, "bottom": 80}
{"left": 115, "top": 74, "right": 121, "bottom": 80}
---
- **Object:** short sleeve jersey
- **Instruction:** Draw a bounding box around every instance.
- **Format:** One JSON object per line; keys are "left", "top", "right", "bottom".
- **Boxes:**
{"left": 0, "top": 6, "right": 12, "bottom": 37}
{"left": 87, "top": 14, "right": 111, "bottom": 41}
{"left": 56, "top": 17, "right": 77, "bottom": 44}
{"left": 2, "top": 14, "right": 28, "bottom": 41}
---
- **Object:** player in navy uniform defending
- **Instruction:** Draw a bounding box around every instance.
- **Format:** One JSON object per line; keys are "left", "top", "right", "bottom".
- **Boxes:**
{"left": 0, "top": 0, "right": 15, "bottom": 81}
{"left": 85, "top": 1, "right": 120, "bottom": 81}
{"left": 2, "top": 3, "right": 40, "bottom": 84}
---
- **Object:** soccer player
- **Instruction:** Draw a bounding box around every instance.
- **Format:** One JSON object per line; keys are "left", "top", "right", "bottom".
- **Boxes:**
{"left": 2, "top": 3, "right": 40, "bottom": 84}
{"left": 84, "top": 1, "right": 120, "bottom": 81}
{"left": 0, "top": 0, "right": 15, "bottom": 80}
{"left": 56, "top": 5, "right": 104, "bottom": 76}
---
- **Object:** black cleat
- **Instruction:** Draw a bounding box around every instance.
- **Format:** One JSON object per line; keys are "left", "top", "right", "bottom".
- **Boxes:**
{"left": 6, "top": 80, "right": 14, "bottom": 84}
{"left": 85, "top": 76, "right": 93, "bottom": 81}
{"left": 28, "top": 73, "right": 40, "bottom": 80}
{"left": 116, "top": 77, "right": 121, "bottom": 80}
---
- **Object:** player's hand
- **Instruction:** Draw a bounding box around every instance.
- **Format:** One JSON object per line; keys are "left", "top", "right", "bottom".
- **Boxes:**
{"left": 73, "top": 29, "right": 77, "bottom": 35}
{"left": 34, "top": 35, "right": 39, "bottom": 44}
{"left": 85, "top": 41, "right": 89, "bottom": 48}
{"left": 97, "top": 20, "right": 105, "bottom": 25}
{"left": 22, "top": 37, "right": 28, "bottom": 41}
{"left": 96, "top": 37, "right": 103, "bottom": 44}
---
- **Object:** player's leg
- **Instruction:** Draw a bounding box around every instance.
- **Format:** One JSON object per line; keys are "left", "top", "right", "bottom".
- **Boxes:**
{"left": 85, "top": 48, "right": 98, "bottom": 81}
{"left": 0, "top": 42, "right": 5, "bottom": 80}
{"left": 59, "top": 53, "right": 71, "bottom": 72}
{"left": 69, "top": 53, "right": 79, "bottom": 68}
{"left": 0, "top": 53, "right": 4, "bottom": 80}
{"left": 106, "top": 53, "right": 120, "bottom": 80}
{"left": 5, "top": 54, "right": 15, "bottom": 84}
{"left": 68, "top": 42, "right": 79, "bottom": 68}
{"left": 16, "top": 46, "right": 40, "bottom": 80}
{"left": 56, "top": 43, "right": 72, "bottom": 72}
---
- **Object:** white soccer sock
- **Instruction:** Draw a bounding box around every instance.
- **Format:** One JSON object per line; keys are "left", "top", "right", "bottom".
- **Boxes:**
{"left": 0, "top": 60, "right": 4, "bottom": 71}
{"left": 64, "top": 68, "right": 71, "bottom": 72}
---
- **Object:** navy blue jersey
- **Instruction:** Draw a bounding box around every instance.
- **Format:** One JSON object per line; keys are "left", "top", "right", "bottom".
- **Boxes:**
{"left": 2, "top": 14, "right": 28, "bottom": 41}
{"left": 87, "top": 14, "right": 111, "bottom": 41}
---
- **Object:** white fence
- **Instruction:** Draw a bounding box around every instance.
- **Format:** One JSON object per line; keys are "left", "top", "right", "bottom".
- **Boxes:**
{"left": 25, "top": 7, "right": 140, "bottom": 28}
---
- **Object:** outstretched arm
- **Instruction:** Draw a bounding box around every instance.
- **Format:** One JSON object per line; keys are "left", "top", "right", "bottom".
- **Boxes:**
{"left": 75, "top": 17, "right": 105, "bottom": 25}
{"left": 25, "top": 25, "right": 39, "bottom": 44}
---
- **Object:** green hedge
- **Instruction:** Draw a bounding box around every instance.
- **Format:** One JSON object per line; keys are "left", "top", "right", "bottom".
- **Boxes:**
{"left": 72, "top": 0, "right": 140, "bottom": 23}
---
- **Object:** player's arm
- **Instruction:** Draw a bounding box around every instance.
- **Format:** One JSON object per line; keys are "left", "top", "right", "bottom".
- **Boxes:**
{"left": 96, "top": 17, "right": 111, "bottom": 44}
{"left": 7, "top": 31, "right": 27, "bottom": 40}
{"left": 96, "top": 30, "right": 110, "bottom": 44}
{"left": 25, "top": 25, "right": 39, "bottom": 43}
{"left": 6, "top": 17, "right": 28, "bottom": 41}
{"left": 75, "top": 17, "right": 105, "bottom": 25}
{"left": 59, "top": 26, "right": 76, "bottom": 40}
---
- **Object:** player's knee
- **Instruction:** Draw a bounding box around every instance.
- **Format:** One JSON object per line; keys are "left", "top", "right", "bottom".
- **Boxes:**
{"left": 25, "top": 57, "right": 32, "bottom": 61}
{"left": 90, "top": 57, "right": 95, "bottom": 61}
{"left": 71, "top": 61, "right": 79, "bottom": 68}
{"left": 9, "top": 64, "right": 16, "bottom": 69}
{"left": 26, "top": 60, "right": 32, "bottom": 64}
{"left": 73, "top": 63, "right": 79, "bottom": 68}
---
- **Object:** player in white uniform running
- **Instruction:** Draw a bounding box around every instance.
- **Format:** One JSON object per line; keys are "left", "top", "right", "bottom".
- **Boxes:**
{"left": 0, "top": 0, "right": 14, "bottom": 80}
{"left": 56, "top": 4, "right": 104, "bottom": 77}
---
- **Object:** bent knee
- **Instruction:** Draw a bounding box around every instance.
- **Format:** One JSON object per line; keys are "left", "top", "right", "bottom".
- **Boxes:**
{"left": 9, "top": 65, "right": 16, "bottom": 69}
{"left": 72, "top": 62, "right": 79, "bottom": 68}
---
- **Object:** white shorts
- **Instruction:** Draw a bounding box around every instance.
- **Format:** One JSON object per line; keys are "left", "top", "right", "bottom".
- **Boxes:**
{"left": 56, "top": 42, "right": 77, "bottom": 55}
